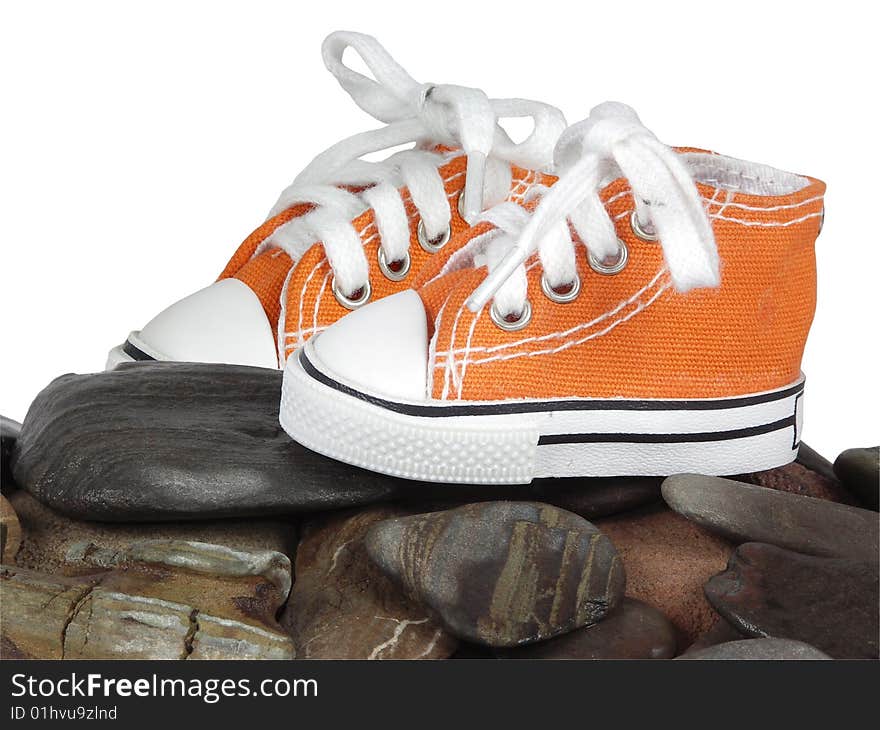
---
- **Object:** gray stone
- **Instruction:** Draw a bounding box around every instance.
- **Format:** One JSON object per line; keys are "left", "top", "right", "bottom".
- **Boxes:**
{"left": 704, "top": 542, "right": 879, "bottom": 659}
{"left": 678, "top": 638, "right": 831, "bottom": 660}
{"left": 662, "top": 474, "right": 878, "bottom": 562}
{"left": 365, "top": 501, "right": 626, "bottom": 647}
{"left": 11, "top": 363, "right": 404, "bottom": 521}
{"left": 796, "top": 442, "right": 838, "bottom": 482}
{"left": 495, "top": 598, "right": 676, "bottom": 659}
{"left": 834, "top": 447, "right": 879, "bottom": 511}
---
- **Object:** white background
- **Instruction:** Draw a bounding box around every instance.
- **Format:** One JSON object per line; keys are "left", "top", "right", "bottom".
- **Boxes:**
{"left": 1, "top": 0, "right": 876, "bottom": 460}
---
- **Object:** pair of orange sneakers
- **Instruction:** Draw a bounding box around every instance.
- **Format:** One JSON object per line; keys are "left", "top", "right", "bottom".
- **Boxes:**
{"left": 112, "top": 32, "right": 825, "bottom": 484}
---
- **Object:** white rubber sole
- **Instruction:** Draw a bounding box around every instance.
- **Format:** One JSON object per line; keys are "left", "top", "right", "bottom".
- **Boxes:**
{"left": 105, "top": 332, "right": 160, "bottom": 370}
{"left": 281, "top": 346, "right": 804, "bottom": 484}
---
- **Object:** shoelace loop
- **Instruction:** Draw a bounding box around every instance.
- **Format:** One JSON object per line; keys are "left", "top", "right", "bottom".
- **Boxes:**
{"left": 467, "top": 102, "right": 720, "bottom": 317}
{"left": 263, "top": 31, "right": 566, "bottom": 301}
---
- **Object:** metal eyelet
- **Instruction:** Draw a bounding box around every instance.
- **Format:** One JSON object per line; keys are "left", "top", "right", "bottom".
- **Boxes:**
{"left": 377, "top": 248, "right": 411, "bottom": 282}
{"left": 630, "top": 210, "right": 659, "bottom": 241}
{"left": 588, "top": 240, "right": 629, "bottom": 276}
{"left": 490, "top": 299, "right": 532, "bottom": 332}
{"left": 332, "top": 278, "right": 372, "bottom": 310}
{"left": 541, "top": 274, "right": 581, "bottom": 304}
{"left": 417, "top": 219, "right": 452, "bottom": 253}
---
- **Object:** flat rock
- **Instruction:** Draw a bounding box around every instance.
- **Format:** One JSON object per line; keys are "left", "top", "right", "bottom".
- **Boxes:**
{"left": 281, "top": 507, "right": 456, "bottom": 660}
{"left": 11, "top": 362, "right": 406, "bottom": 520}
{"left": 1, "top": 415, "right": 21, "bottom": 488}
{"left": 736, "top": 461, "right": 855, "bottom": 504}
{"left": 662, "top": 474, "right": 878, "bottom": 562}
{"left": 9, "top": 364, "right": 664, "bottom": 522}
{"left": 0, "top": 495, "right": 22, "bottom": 564}
{"left": 704, "top": 542, "right": 879, "bottom": 659}
{"left": 834, "top": 447, "right": 879, "bottom": 510}
{"left": 595, "top": 505, "right": 732, "bottom": 645}
{"left": 495, "top": 598, "right": 676, "bottom": 659}
{"left": 8, "top": 489, "right": 297, "bottom": 576}
{"left": 2, "top": 539, "right": 294, "bottom": 660}
{"left": 678, "top": 638, "right": 831, "bottom": 660}
{"left": 365, "top": 502, "right": 625, "bottom": 647}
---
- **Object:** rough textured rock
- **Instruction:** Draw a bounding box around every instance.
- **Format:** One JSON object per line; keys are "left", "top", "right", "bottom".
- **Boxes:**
{"left": 10, "top": 363, "right": 406, "bottom": 521}
{"left": 834, "top": 447, "right": 879, "bottom": 510}
{"left": 1, "top": 539, "right": 294, "bottom": 660}
{"left": 1, "top": 495, "right": 21, "bottom": 563}
{"left": 365, "top": 502, "right": 625, "bottom": 647}
{"left": 495, "top": 598, "right": 676, "bottom": 659}
{"left": 678, "top": 638, "right": 831, "bottom": 660}
{"left": 662, "top": 474, "right": 878, "bottom": 562}
{"left": 8, "top": 489, "right": 297, "bottom": 576}
{"left": 596, "top": 505, "right": 732, "bottom": 645}
{"left": 282, "top": 507, "right": 455, "bottom": 659}
{"left": 705, "top": 542, "right": 879, "bottom": 660}
{"left": 737, "top": 461, "right": 855, "bottom": 504}
{"left": 1, "top": 415, "right": 20, "bottom": 489}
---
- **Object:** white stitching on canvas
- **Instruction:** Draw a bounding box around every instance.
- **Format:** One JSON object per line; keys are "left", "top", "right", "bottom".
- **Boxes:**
{"left": 709, "top": 211, "right": 823, "bottom": 228}
{"left": 276, "top": 265, "right": 296, "bottom": 365}
{"left": 313, "top": 269, "right": 333, "bottom": 337}
{"left": 440, "top": 278, "right": 672, "bottom": 371}
{"left": 437, "top": 267, "right": 669, "bottom": 361}
{"left": 295, "top": 259, "right": 329, "bottom": 350}
{"left": 426, "top": 297, "right": 449, "bottom": 399}
{"left": 455, "top": 305, "right": 485, "bottom": 398}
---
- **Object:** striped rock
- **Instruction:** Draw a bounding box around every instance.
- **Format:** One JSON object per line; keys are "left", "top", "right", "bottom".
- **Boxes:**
{"left": 364, "top": 501, "right": 625, "bottom": 647}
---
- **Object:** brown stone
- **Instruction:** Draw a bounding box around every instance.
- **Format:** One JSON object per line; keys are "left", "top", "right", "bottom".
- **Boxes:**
{"left": 1, "top": 539, "right": 294, "bottom": 660}
{"left": 495, "top": 598, "right": 676, "bottom": 659}
{"left": 705, "top": 542, "right": 879, "bottom": 660}
{"left": 282, "top": 507, "right": 455, "bottom": 659}
{"left": 596, "top": 505, "right": 732, "bottom": 646}
{"left": 1, "top": 494, "right": 21, "bottom": 563}
{"left": 366, "top": 502, "right": 625, "bottom": 647}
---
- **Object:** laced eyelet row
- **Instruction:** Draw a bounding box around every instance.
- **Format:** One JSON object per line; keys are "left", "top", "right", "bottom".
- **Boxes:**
{"left": 335, "top": 193, "right": 468, "bottom": 308}
{"left": 490, "top": 219, "right": 644, "bottom": 329}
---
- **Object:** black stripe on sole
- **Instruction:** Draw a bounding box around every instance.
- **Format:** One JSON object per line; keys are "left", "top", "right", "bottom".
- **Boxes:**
{"left": 123, "top": 340, "right": 156, "bottom": 362}
{"left": 299, "top": 350, "right": 804, "bottom": 418}
{"left": 537, "top": 416, "right": 796, "bottom": 446}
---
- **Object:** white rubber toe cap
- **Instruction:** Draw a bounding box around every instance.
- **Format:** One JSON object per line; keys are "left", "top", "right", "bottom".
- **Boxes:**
{"left": 135, "top": 279, "right": 278, "bottom": 368}
{"left": 309, "top": 289, "right": 429, "bottom": 401}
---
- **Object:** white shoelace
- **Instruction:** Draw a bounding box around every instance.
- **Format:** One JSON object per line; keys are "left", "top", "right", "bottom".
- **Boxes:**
{"left": 261, "top": 31, "right": 567, "bottom": 300}
{"left": 467, "top": 102, "right": 721, "bottom": 318}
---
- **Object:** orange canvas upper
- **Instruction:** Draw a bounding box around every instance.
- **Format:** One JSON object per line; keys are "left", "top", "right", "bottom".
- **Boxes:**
{"left": 216, "top": 153, "right": 551, "bottom": 363}
{"left": 421, "top": 162, "right": 825, "bottom": 402}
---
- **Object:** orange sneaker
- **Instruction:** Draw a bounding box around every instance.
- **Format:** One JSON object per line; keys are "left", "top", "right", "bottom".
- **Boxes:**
{"left": 280, "top": 102, "right": 824, "bottom": 483}
{"left": 107, "top": 31, "right": 565, "bottom": 369}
